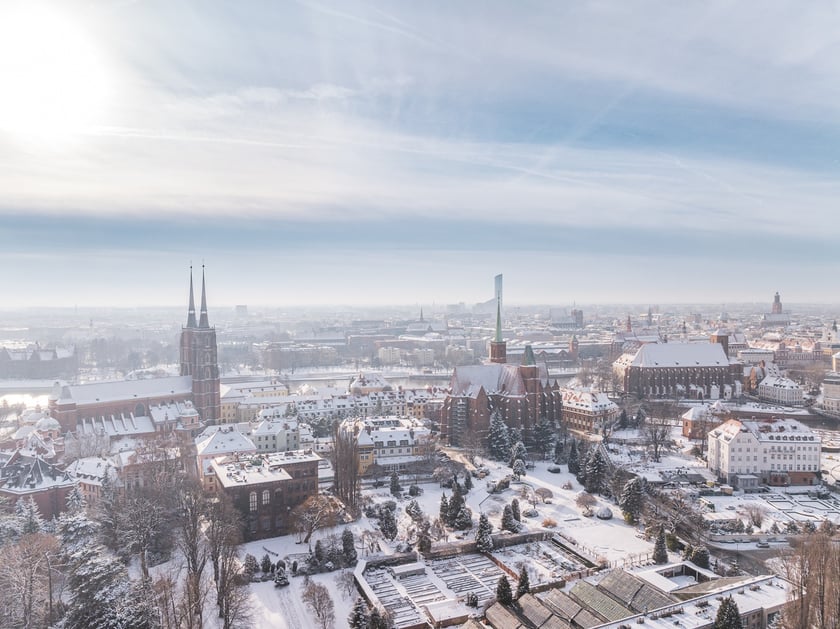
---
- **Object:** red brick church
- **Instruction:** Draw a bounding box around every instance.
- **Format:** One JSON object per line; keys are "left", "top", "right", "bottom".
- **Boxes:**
{"left": 49, "top": 267, "right": 221, "bottom": 436}
{"left": 440, "top": 299, "right": 562, "bottom": 446}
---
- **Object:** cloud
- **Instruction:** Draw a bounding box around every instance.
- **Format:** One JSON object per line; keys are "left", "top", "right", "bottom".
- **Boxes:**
{"left": 3, "top": 1, "right": 840, "bottom": 305}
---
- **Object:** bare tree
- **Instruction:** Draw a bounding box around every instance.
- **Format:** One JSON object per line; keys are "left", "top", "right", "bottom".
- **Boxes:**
{"left": 205, "top": 494, "right": 250, "bottom": 629}
{"left": 291, "top": 495, "right": 340, "bottom": 544}
{"left": 534, "top": 488, "right": 553, "bottom": 503}
{"left": 0, "top": 532, "right": 59, "bottom": 628}
{"left": 120, "top": 493, "right": 167, "bottom": 580}
{"left": 575, "top": 492, "right": 597, "bottom": 516}
{"left": 779, "top": 531, "right": 840, "bottom": 628}
{"left": 643, "top": 408, "right": 673, "bottom": 463}
{"left": 332, "top": 424, "right": 360, "bottom": 512}
{"left": 743, "top": 504, "right": 768, "bottom": 529}
{"left": 334, "top": 569, "right": 356, "bottom": 599}
{"left": 176, "top": 479, "right": 208, "bottom": 629}
{"left": 302, "top": 581, "right": 335, "bottom": 629}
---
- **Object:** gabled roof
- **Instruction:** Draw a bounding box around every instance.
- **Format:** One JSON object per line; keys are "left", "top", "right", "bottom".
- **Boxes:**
{"left": 629, "top": 343, "right": 729, "bottom": 368}
{"left": 54, "top": 375, "right": 192, "bottom": 406}
{"left": 450, "top": 364, "right": 526, "bottom": 397}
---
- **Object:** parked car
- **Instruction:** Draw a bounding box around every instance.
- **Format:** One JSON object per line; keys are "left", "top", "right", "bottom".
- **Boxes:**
{"left": 756, "top": 541, "right": 770, "bottom": 549}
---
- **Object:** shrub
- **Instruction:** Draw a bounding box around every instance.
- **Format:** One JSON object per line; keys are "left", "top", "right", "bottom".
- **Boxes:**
{"left": 547, "top": 465, "right": 561, "bottom": 473}
{"left": 542, "top": 517, "right": 557, "bottom": 528}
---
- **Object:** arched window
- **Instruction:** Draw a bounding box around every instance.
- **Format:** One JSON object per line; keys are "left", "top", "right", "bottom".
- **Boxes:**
{"left": 249, "top": 492, "right": 257, "bottom": 512}
{"left": 262, "top": 490, "right": 270, "bottom": 505}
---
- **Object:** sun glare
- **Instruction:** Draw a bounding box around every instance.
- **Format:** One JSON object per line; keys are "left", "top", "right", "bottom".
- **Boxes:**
{"left": 0, "top": 3, "right": 110, "bottom": 145}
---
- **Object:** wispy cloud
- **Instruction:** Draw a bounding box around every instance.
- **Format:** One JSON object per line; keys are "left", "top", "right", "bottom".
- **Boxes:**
{"left": 3, "top": 1, "right": 840, "bottom": 305}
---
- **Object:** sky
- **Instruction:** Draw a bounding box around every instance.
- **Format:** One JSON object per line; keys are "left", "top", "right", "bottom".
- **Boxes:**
{"left": 1, "top": 0, "right": 840, "bottom": 308}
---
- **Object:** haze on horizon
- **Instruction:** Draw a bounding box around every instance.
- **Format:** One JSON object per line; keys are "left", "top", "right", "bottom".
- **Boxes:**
{"left": 2, "top": 1, "right": 839, "bottom": 308}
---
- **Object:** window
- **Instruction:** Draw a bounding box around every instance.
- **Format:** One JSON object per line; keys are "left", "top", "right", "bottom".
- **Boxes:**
{"left": 262, "top": 490, "right": 270, "bottom": 505}
{"left": 249, "top": 492, "right": 257, "bottom": 512}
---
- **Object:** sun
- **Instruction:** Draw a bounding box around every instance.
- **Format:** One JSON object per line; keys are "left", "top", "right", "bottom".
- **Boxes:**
{"left": 0, "top": 3, "right": 110, "bottom": 145}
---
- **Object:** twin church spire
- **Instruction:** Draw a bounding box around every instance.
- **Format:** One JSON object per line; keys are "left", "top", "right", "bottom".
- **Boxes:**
{"left": 186, "top": 265, "right": 211, "bottom": 329}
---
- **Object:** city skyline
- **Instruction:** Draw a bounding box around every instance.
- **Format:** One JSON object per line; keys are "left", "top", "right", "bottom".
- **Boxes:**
{"left": 2, "top": 1, "right": 840, "bottom": 307}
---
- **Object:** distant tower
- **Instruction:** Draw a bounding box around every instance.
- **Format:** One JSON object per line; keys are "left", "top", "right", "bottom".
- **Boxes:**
{"left": 626, "top": 315, "right": 632, "bottom": 333}
{"left": 180, "top": 266, "right": 220, "bottom": 423}
{"left": 489, "top": 296, "right": 507, "bottom": 364}
{"left": 569, "top": 335, "right": 579, "bottom": 360}
{"left": 710, "top": 329, "right": 730, "bottom": 358}
{"left": 772, "top": 292, "right": 783, "bottom": 314}
{"left": 494, "top": 274, "right": 503, "bottom": 315}
{"left": 647, "top": 306, "right": 653, "bottom": 326}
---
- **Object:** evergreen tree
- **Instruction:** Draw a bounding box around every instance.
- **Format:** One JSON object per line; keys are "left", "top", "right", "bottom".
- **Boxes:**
{"left": 553, "top": 439, "right": 564, "bottom": 464}
{"left": 516, "top": 564, "right": 530, "bottom": 599}
{"left": 475, "top": 514, "right": 494, "bottom": 552}
{"left": 348, "top": 597, "right": 370, "bottom": 629}
{"left": 618, "top": 409, "right": 628, "bottom": 429}
{"left": 619, "top": 477, "right": 644, "bottom": 524}
{"left": 406, "top": 499, "right": 423, "bottom": 522}
{"left": 509, "top": 441, "right": 528, "bottom": 468}
{"left": 533, "top": 416, "right": 555, "bottom": 460}
{"left": 454, "top": 507, "right": 473, "bottom": 530}
{"left": 369, "top": 607, "right": 388, "bottom": 629}
{"left": 512, "top": 458, "right": 526, "bottom": 480}
{"left": 511, "top": 498, "right": 521, "bottom": 522}
{"left": 690, "top": 545, "right": 710, "bottom": 569}
{"left": 496, "top": 576, "right": 513, "bottom": 605}
{"left": 60, "top": 504, "right": 141, "bottom": 629}
{"left": 390, "top": 471, "right": 402, "bottom": 496}
{"left": 417, "top": 520, "right": 432, "bottom": 555}
{"left": 567, "top": 440, "right": 580, "bottom": 475}
{"left": 15, "top": 497, "right": 44, "bottom": 535}
{"left": 653, "top": 525, "right": 668, "bottom": 564}
{"left": 261, "top": 553, "right": 272, "bottom": 574}
{"left": 714, "top": 596, "right": 743, "bottom": 629}
{"left": 447, "top": 485, "right": 465, "bottom": 526}
{"left": 342, "top": 528, "right": 357, "bottom": 565}
{"left": 501, "top": 505, "right": 518, "bottom": 533}
{"left": 379, "top": 506, "right": 398, "bottom": 541}
{"left": 584, "top": 448, "right": 607, "bottom": 494}
{"left": 314, "top": 540, "right": 325, "bottom": 563}
{"left": 463, "top": 473, "right": 473, "bottom": 492}
{"left": 243, "top": 553, "right": 259, "bottom": 579}
{"left": 487, "top": 411, "right": 511, "bottom": 461}
{"left": 439, "top": 493, "right": 449, "bottom": 524}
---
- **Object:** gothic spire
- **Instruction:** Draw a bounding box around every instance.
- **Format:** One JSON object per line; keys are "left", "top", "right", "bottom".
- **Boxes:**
{"left": 495, "top": 296, "right": 502, "bottom": 343}
{"left": 186, "top": 266, "right": 197, "bottom": 328}
{"left": 199, "top": 265, "right": 210, "bottom": 328}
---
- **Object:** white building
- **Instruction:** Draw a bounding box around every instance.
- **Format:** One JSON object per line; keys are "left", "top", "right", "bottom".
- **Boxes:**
{"left": 195, "top": 424, "right": 257, "bottom": 490}
{"left": 757, "top": 371, "right": 803, "bottom": 406}
{"left": 341, "top": 415, "right": 433, "bottom": 474}
{"left": 560, "top": 387, "right": 620, "bottom": 433}
{"left": 378, "top": 347, "right": 402, "bottom": 365}
{"left": 707, "top": 418, "right": 821, "bottom": 488}
{"left": 249, "top": 410, "right": 301, "bottom": 453}
{"left": 822, "top": 370, "right": 840, "bottom": 416}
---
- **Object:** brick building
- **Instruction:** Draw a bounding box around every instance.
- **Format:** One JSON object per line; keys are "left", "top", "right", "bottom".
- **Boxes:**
{"left": 210, "top": 449, "right": 321, "bottom": 541}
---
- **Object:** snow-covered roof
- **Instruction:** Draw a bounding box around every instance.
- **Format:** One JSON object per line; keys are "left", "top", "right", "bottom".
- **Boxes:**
{"left": 628, "top": 343, "right": 728, "bottom": 368}
{"left": 66, "top": 456, "right": 113, "bottom": 484}
{"left": 196, "top": 425, "right": 256, "bottom": 457}
{"left": 210, "top": 449, "right": 321, "bottom": 488}
{"left": 561, "top": 388, "right": 619, "bottom": 413}
{"left": 54, "top": 375, "right": 192, "bottom": 406}
{"left": 450, "top": 364, "right": 526, "bottom": 397}
{"left": 759, "top": 375, "right": 802, "bottom": 391}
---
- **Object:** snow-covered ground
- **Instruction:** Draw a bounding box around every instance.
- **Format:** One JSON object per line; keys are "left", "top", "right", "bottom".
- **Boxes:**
{"left": 241, "top": 454, "right": 670, "bottom": 627}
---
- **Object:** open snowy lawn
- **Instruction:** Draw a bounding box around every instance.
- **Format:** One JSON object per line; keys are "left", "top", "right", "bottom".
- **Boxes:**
{"left": 248, "top": 569, "right": 356, "bottom": 629}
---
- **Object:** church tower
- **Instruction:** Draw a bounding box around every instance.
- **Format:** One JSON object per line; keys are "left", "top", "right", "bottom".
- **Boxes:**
{"left": 489, "top": 296, "right": 507, "bottom": 364}
{"left": 180, "top": 266, "right": 221, "bottom": 423}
